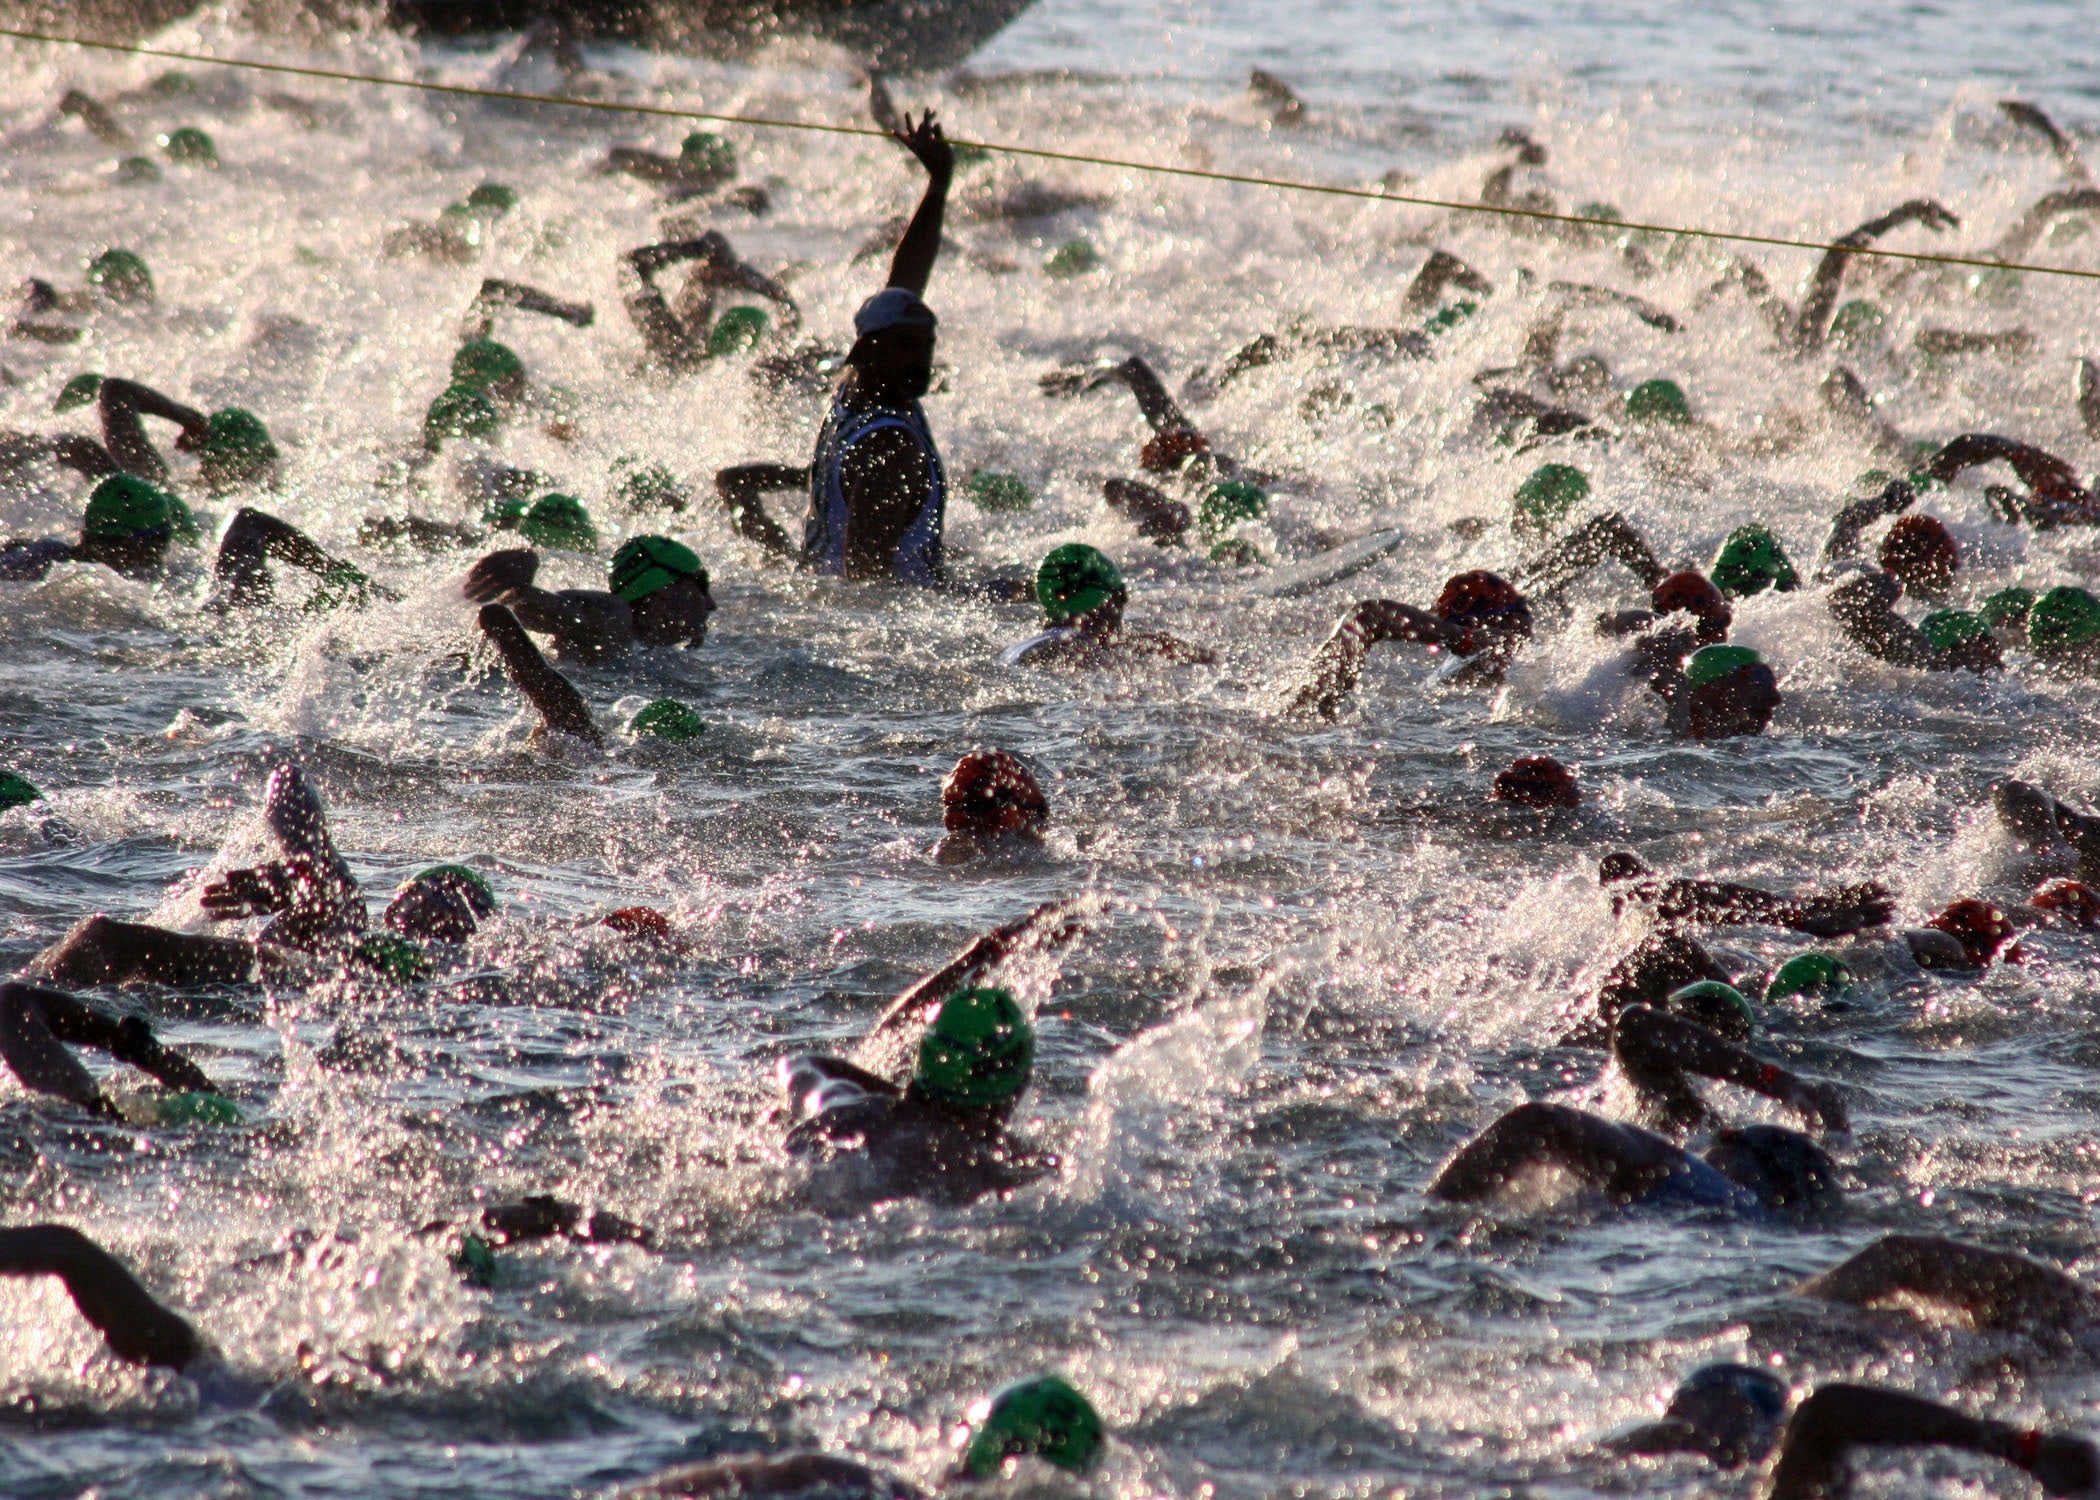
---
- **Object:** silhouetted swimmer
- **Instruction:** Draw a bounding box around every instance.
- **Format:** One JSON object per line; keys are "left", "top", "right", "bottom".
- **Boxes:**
{"left": 1925, "top": 433, "right": 2100, "bottom": 528}
{"left": 1040, "top": 354, "right": 1242, "bottom": 485}
{"left": 65, "top": 375, "right": 279, "bottom": 491}
{"left": 1513, "top": 510, "right": 1665, "bottom": 598}
{"left": 2000, "top": 100, "right": 2094, "bottom": 187}
{"left": 1611, "top": 1362, "right": 1790, "bottom": 1470}
{"left": 1000, "top": 545, "right": 1213, "bottom": 669}
{"left": 1595, "top": 569, "right": 1733, "bottom": 647}
{"left": 1285, "top": 570, "right": 1534, "bottom": 718}
{"left": 0, "top": 981, "right": 223, "bottom": 1121}
{"left": 1558, "top": 931, "right": 1740, "bottom": 1046}
{"left": 1610, "top": 1004, "right": 1848, "bottom": 1134}
{"left": 1655, "top": 644, "right": 1783, "bottom": 739}
{"left": 1600, "top": 852, "right": 1893, "bottom": 936}
{"left": 622, "top": 233, "right": 797, "bottom": 371}
{"left": 1995, "top": 780, "right": 2100, "bottom": 881}
{"left": 383, "top": 182, "right": 519, "bottom": 262}
{"left": 1800, "top": 1233, "right": 2100, "bottom": 1334}
{"left": 599, "top": 129, "right": 740, "bottom": 199}
{"left": 9, "top": 249, "right": 155, "bottom": 343}
{"left": 1474, "top": 281, "right": 1681, "bottom": 397}
{"left": 619, "top": 1375, "right": 1107, "bottom": 1497}
{"left": 0, "top": 472, "right": 187, "bottom": 582}
{"left": 1492, "top": 754, "right": 1582, "bottom": 809}
{"left": 1428, "top": 1102, "right": 1841, "bottom": 1217}
{"left": 935, "top": 750, "right": 1048, "bottom": 864}
{"left": 1767, "top": 1384, "right": 2100, "bottom": 1499}
{"left": 463, "top": 535, "right": 715, "bottom": 662}
{"left": 1826, "top": 569, "right": 2001, "bottom": 673}
{"left": 713, "top": 113, "right": 954, "bottom": 583}
{"left": 476, "top": 603, "right": 606, "bottom": 747}
{"left": 211, "top": 507, "right": 392, "bottom": 612}
{"left": 1719, "top": 199, "right": 1960, "bottom": 353}
{"left": 0, "top": 1225, "right": 208, "bottom": 1373}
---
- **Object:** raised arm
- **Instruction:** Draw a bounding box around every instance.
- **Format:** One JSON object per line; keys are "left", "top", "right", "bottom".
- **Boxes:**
{"left": 1794, "top": 200, "right": 1958, "bottom": 352}
{"left": 0, "top": 1224, "right": 203, "bottom": 1369}
{"left": 459, "top": 278, "right": 594, "bottom": 341}
{"left": 1427, "top": 1101, "right": 1686, "bottom": 1202}
{"left": 1612, "top": 1005, "right": 1846, "bottom": 1133}
{"left": 1769, "top": 1384, "right": 2098, "bottom": 1500}
{"left": 462, "top": 549, "right": 632, "bottom": 661}
{"left": 1828, "top": 571, "right": 2000, "bottom": 673}
{"left": 1991, "top": 188, "right": 2100, "bottom": 260}
{"left": 1798, "top": 1234, "right": 2098, "bottom": 1330}
{"left": 1284, "top": 599, "right": 1451, "bottom": 719}
{"left": 97, "top": 377, "right": 208, "bottom": 482}
{"left": 884, "top": 111, "right": 955, "bottom": 297}
{"left": 1926, "top": 433, "right": 2097, "bottom": 522}
{"left": 713, "top": 464, "right": 805, "bottom": 556}
{"left": 1819, "top": 479, "right": 1916, "bottom": 567}
{"left": 477, "top": 603, "right": 603, "bottom": 745}
{"left": 1512, "top": 513, "right": 1664, "bottom": 596}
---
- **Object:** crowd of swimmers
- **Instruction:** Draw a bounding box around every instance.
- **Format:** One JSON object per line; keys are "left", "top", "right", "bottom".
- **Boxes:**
{"left": 9, "top": 67, "right": 2100, "bottom": 1499}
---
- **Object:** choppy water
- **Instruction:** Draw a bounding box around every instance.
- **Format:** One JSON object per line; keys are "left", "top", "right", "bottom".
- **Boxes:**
{"left": 5, "top": 1, "right": 2100, "bottom": 1495}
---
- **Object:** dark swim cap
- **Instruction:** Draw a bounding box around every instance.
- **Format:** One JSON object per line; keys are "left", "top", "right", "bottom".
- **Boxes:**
{"left": 706, "top": 306, "right": 770, "bottom": 357}
{"left": 2027, "top": 586, "right": 2100, "bottom": 651}
{"left": 1138, "top": 427, "right": 1209, "bottom": 475}
{"left": 915, "top": 986, "right": 1034, "bottom": 1109}
{"left": 452, "top": 339, "right": 526, "bottom": 393}
{"left": 1511, "top": 463, "right": 1589, "bottom": 535}
{"left": 1434, "top": 569, "right": 1525, "bottom": 622}
{"left": 1651, "top": 569, "right": 1729, "bottom": 621}
{"left": 963, "top": 1376, "right": 1106, "bottom": 1478}
{"left": 942, "top": 749, "right": 1049, "bottom": 831}
{"left": 198, "top": 407, "right": 279, "bottom": 491}
{"left": 1979, "top": 587, "right": 2036, "bottom": 629}
{"left": 465, "top": 182, "right": 519, "bottom": 215}
{"left": 1709, "top": 1125, "right": 1840, "bottom": 1213}
{"left": 86, "top": 249, "right": 153, "bottom": 304}
{"left": 1683, "top": 644, "right": 1765, "bottom": 688}
{"left": 425, "top": 383, "right": 501, "bottom": 446}
{"left": 1491, "top": 754, "right": 1581, "bottom": 808}
{"left": 54, "top": 372, "right": 103, "bottom": 413}
{"left": 1677, "top": 1363, "right": 1790, "bottom": 1425}
{"left": 1626, "top": 378, "right": 1692, "bottom": 426}
{"left": 1766, "top": 953, "right": 1849, "bottom": 1001}
{"left": 0, "top": 771, "right": 41, "bottom": 811}
{"left": 518, "top": 493, "right": 597, "bottom": 551}
{"left": 410, "top": 864, "right": 497, "bottom": 918}
{"left": 630, "top": 698, "right": 706, "bottom": 742}
{"left": 1918, "top": 609, "right": 1988, "bottom": 651}
{"left": 1666, "top": 980, "right": 1755, "bottom": 1038}
{"left": 1926, "top": 899, "right": 2016, "bottom": 965}
{"left": 1199, "top": 480, "right": 1268, "bottom": 543}
{"left": 610, "top": 535, "right": 707, "bottom": 602}
{"left": 1036, "top": 543, "right": 1125, "bottom": 622}
{"left": 1879, "top": 514, "right": 1958, "bottom": 591}
{"left": 1710, "top": 526, "right": 1799, "bottom": 598}
{"left": 159, "top": 126, "right": 217, "bottom": 165}
{"left": 82, "top": 473, "right": 176, "bottom": 540}
{"left": 965, "top": 471, "right": 1035, "bottom": 513}
{"left": 681, "top": 132, "right": 736, "bottom": 176}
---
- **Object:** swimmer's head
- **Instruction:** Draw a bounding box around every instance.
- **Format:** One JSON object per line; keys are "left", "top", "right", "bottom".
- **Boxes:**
{"left": 1980, "top": 587, "right": 2036, "bottom": 633}
{"left": 385, "top": 864, "right": 495, "bottom": 944}
{"left": 159, "top": 126, "right": 217, "bottom": 165}
{"left": 86, "top": 248, "right": 153, "bottom": 306}
{"left": 942, "top": 749, "right": 1048, "bottom": 837}
{"left": 1199, "top": 480, "right": 1268, "bottom": 545}
{"left": 2034, "top": 879, "right": 2100, "bottom": 927}
{"left": 961, "top": 1375, "right": 1106, "bottom": 1479}
{"left": 1139, "top": 427, "right": 1211, "bottom": 475}
{"left": 425, "top": 383, "right": 501, "bottom": 448}
{"left": 465, "top": 182, "right": 518, "bottom": 215}
{"left": 1709, "top": 525, "right": 1799, "bottom": 599}
{"left": 1650, "top": 569, "right": 1732, "bottom": 644}
{"left": 1664, "top": 1363, "right": 1791, "bottom": 1467}
{"left": 1434, "top": 570, "right": 1532, "bottom": 653}
{"left": 1682, "top": 644, "right": 1780, "bottom": 739}
{"left": 1665, "top": 980, "right": 1755, "bottom": 1039}
{"left": 912, "top": 986, "right": 1034, "bottom": 1114}
{"left": 351, "top": 931, "right": 436, "bottom": 983}
{"left": 680, "top": 131, "right": 736, "bottom": 177}
{"left": 1036, "top": 543, "right": 1127, "bottom": 627}
{"left": 1626, "top": 378, "right": 1692, "bottom": 427}
{"left": 1765, "top": 953, "right": 1850, "bottom": 1002}
{"left": 1926, "top": 899, "right": 2017, "bottom": 966}
{"left": 54, "top": 372, "right": 103, "bottom": 413}
{"left": 0, "top": 770, "right": 41, "bottom": 811}
{"left": 630, "top": 698, "right": 706, "bottom": 742}
{"left": 848, "top": 288, "right": 937, "bottom": 397}
{"left": 613, "top": 459, "right": 688, "bottom": 515}
{"left": 1491, "top": 754, "right": 1580, "bottom": 809}
{"left": 1828, "top": 298, "right": 1886, "bottom": 349}
{"left": 77, "top": 473, "right": 178, "bottom": 574}
{"left": 1511, "top": 463, "right": 1589, "bottom": 538}
{"left": 1918, "top": 608, "right": 1989, "bottom": 652}
{"left": 1703, "top": 1125, "right": 1841, "bottom": 1215}
{"left": 706, "top": 305, "right": 770, "bottom": 357}
{"left": 517, "top": 493, "right": 597, "bottom": 552}
{"left": 452, "top": 339, "right": 527, "bottom": 401}
{"left": 610, "top": 535, "right": 715, "bottom": 646}
{"left": 2027, "top": 586, "right": 2100, "bottom": 657}
{"left": 1598, "top": 851, "right": 1650, "bottom": 884}
{"left": 195, "top": 407, "right": 280, "bottom": 493}
{"left": 1879, "top": 514, "right": 1959, "bottom": 596}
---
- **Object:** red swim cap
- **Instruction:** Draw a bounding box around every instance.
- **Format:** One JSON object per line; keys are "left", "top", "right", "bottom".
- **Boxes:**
{"left": 1925, "top": 899, "right": 2015, "bottom": 964}
{"left": 1139, "top": 427, "right": 1211, "bottom": 474}
{"left": 1651, "top": 569, "right": 1727, "bottom": 620}
{"left": 2033, "top": 879, "right": 2100, "bottom": 927}
{"left": 1879, "top": 515, "right": 1959, "bottom": 592}
{"left": 1434, "top": 570, "right": 1525, "bottom": 621}
{"left": 1491, "top": 755, "right": 1581, "bottom": 808}
{"left": 604, "top": 906, "right": 673, "bottom": 942}
{"left": 942, "top": 749, "right": 1049, "bottom": 834}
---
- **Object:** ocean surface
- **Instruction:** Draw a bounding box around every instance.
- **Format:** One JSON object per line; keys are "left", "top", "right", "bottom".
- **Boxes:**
{"left": 3, "top": 0, "right": 2100, "bottom": 1495}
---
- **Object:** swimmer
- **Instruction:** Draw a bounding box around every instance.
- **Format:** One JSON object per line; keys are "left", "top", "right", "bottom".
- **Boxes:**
{"left": 1599, "top": 852, "right": 1894, "bottom": 936}
{"left": 599, "top": 129, "right": 740, "bottom": 199}
{"left": 619, "top": 1374, "right": 1106, "bottom": 1496}
{"left": 1818, "top": 367, "right": 1910, "bottom": 460}
{"left": 1716, "top": 198, "right": 1960, "bottom": 354}
{"left": 1284, "top": 570, "right": 1534, "bottom": 718}
{"left": 712, "top": 112, "right": 955, "bottom": 583}
{"left": 1595, "top": 569, "right": 1733, "bottom": 647}
{"left": 475, "top": 602, "right": 605, "bottom": 746}
{"left": 1649, "top": 642, "right": 1783, "bottom": 739}
{"left": 1767, "top": 1384, "right": 2100, "bottom": 1499}
{"left": 455, "top": 277, "right": 594, "bottom": 344}
{"left": 211, "top": 507, "right": 392, "bottom": 612}
{"left": 1560, "top": 931, "right": 1735, "bottom": 1044}
{"left": 1994, "top": 780, "right": 2100, "bottom": 881}
{"left": 1826, "top": 569, "right": 2002, "bottom": 673}
{"left": 8, "top": 249, "right": 155, "bottom": 343}
{"left": 0, "top": 981, "right": 221, "bottom": 1119}
{"left": 621, "top": 233, "right": 798, "bottom": 372}
{"left": 42, "top": 374, "right": 279, "bottom": 493}
{"left": 1492, "top": 754, "right": 1582, "bottom": 809}
{"left": 2000, "top": 100, "right": 2095, "bottom": 188}
{"left": 1798, "top": 1233, "right": 2100, "bottom": 1333}
{"left": 1473, "top": 281, "right": 1682, "bottom": 398}
{"left": 1609, "top": 1003, "right": 1848, "bottom": 1134}
{"left": 462, "top": 535, "right": 716, "bottom": 662}
{"left": 0, "top": 472, "right": 187, "bottom": 582}
{"left": 1512, "top": 509, "right": 1666, "bottom": 598}
{"left": 934, "top": 749, "right": 1049, "bottom": 864}
{"left": 1820, "top": 479, "right": 1963, "bottom": 597}
{"left": 1611, "top": 1361, "right": 1790, "bottom": 1469}
{"left": 0, "top": 1225, "right": 207, "bottom": 1372}
{"left": 1922, "top": 433, "right": 2100, "bottom": 528}
{"left": 382, "top": 182, "right": 519, "bottom": 263}
{"left": 1427, "top": 1101, "right": 1842, "bottom": 1216}
{"left": 1038, "top": 356, "right": 1254, "bottom": 543}
{"left": 1000, "top": 545, "right": 1213, "bottom": 669}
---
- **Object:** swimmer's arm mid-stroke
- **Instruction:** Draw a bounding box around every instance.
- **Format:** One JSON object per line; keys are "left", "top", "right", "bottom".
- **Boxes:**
{"left": 1427, "top": 1102, "right": 1684, "bottom": 1203}
{"left": 476, "top": 603, "right": 603, "bottom": 745}
{"left": 1818, "top": 479, "right": 1917, "bottom": 568}
{"left": 96, "top": 377, "right": 208, "bottom": 483}
{"left": 463, "top": 548, "right": 632, "bottom": 660}
{"left": 1767, "top": 1385, "right": 2100, "bottom": 1500}
{"left": 0, "top": 1225, "right": 204, "bottom": 1370}
{"left": 1611, "top": 1005, "right": 1847, "bottom": 1134}
{"left": 713, "top": 464, "right": 806, "bottom": 556}
{"left": 458, "top": 278, "right": 594, "bottom": 343}
{"left": 214, "top": 507, "right": 393, "bottom": 610}
{"left": 1797, "top": 1234, "right": 2100, "bottom": 1330}
{"left": 0, "top": 981, "right": 219, "bottom": 1117}
{"left": 1285, "top": 600, "right": 1462, "bottom": 719}
{"left": 866, "top": 899, "right": 1084, "bottom": 1039}
{"left": 1926, "top": 434, "right": 2100, "bottom": 526}
{"left": 1794, "top": 200, "right": 1959, "bottom": 353}
{"left": 1600, "top": 853, "right": 1895, "bottom": 935}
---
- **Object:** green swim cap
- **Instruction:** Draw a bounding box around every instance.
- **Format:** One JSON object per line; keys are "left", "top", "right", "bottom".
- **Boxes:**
{"left": 965, "top": 471, "right": 1035, "bottom": 512}
{"left": 465, "top": 182, "right": 518, "bottom": 215}
{"left": 198, "top": 407, "right": 278, "bottom": 490}
{"left": 706, "top": 305, "right": 770, "bottom": 357}
{"left": 482, "top": 497, "right": 527, "bottom": 533}
{"left": 680, "top": 132, "right": 736, "bottom": 177}
{"left": 1423, "top": 299, "right": 1479, "bottom": 335}
{"left": 352, "top": 932, "right": 435, "bottom": 983}
{"left": 1766, "top": 953, "right": 1850, "bottom": 1002}
{"left": 1626, "top": 378, "right": 1691, "bottom": 426}
{"left": 452, "top": 338, "right": 525, "bottom": 393}
{"left": 0, "top": 771, "right": 42, "bottom": 811}
{"left": 1512, "top": 463, "right": 1590, "bottom": 535}
{"left": 1044, "top": 238, "right": 1102, "bottom": 278}
{"left": 154, "top": 1090, "right": 243, "bottom": 1126}
{"left": 1035, "top": 543, "right": 1125, "bottom": 623}
{"left": 158, "top": 126, "right": 216, "bottom": 165}
{"left": 425, "top": 383, "right": 501, "bottom": 446}
{"left": 82, "top": 473, "right": 176, "bottom": 540}
{"left": 2028, "top": 586, "right": 2100, "bottom": 651}
{"left": 609, "top": 534, "right": 706, "bottom": 602}
{"left": 1980, "top": 587, "right": 2036, "bottom": 629}
{"left": 54, "top": 373, "right": 103, "bottom": 414}
{"left": 964, "top": 1376, "right": 1105, "bottom": 1478}
{"left": 453, "top": 1231, "right": 500, "bottom": 1286}
{"left": 518, "top": 493, "right": 597, "bottom": 552}
{"left": 306, "top": 561, "right": 376, "bottom": 614}
{"left": 86, "top": 249, "right": 153, "bottom": 305}
{"left": 1683, "top": 643, "right": 1766, "bottom": 688}
{"left": 1710, "top": 525, "right": 1799, "bottom": 598}
{"left": 630, "top": 697, "right": 705, "bottom": 742}
{"left": 1666, "top": 979, "right": 1756, "bottom": 1034}
{"left": 1828, "top": 299, "right": 1885, "bottom": 347}
{"left": 613, "top": 459, "right": 687, "bottom": 514}
{"left": 411, "top": 863, "right": 497, "bottom": 918}
{"left": 1199, "top": 480, "right": 1269, "bottom": 543}
{"left": 1918, "top": 608, "right": 1988, "bottom": 650}
{"left": 115, "top": 155, "right": 160, "bottom": 184}
{"left": 914, "top": 986, "right": 1034, "bottom": 1109}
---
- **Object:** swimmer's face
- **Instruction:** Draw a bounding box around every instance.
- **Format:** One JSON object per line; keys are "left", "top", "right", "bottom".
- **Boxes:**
{"left": 384, "top": 881, "right": 477, "bottom": 944}
{"left": 1685, "top": 665, "right": 1779, "bottom": 739}
{"left": 852, "top": 326, "right": 936, "bottom": 397}
{"left": 631, "top": 575, "right": 716, "bottom": 647}
{"left": 1664, "top": 1384, "right": 1781, "bottom": 1468}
